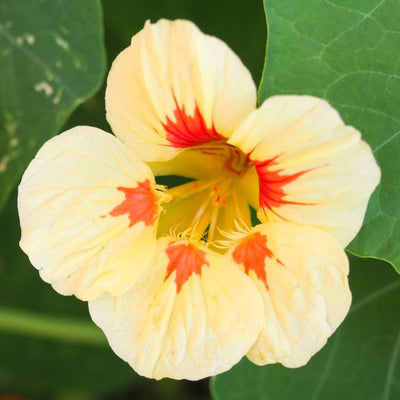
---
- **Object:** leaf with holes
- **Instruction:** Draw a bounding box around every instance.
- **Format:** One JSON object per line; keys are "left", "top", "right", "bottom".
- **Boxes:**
{"left": 0, "top": 0, "right": 106, "bottom": 210}
{"left": 258, "top": 0, "right": 400, "bottom": 272}
{"left": 211, "top": 255, "right": 400, "bottom": 400}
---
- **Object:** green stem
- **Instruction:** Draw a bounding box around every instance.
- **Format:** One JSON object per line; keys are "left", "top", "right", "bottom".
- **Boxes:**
{"left": 0, "top": 307, "right": 106, "bottom": 346}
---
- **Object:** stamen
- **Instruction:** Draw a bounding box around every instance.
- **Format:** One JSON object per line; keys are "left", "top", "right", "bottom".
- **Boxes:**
{"left": 157, "top": 142, "right": 254, "bottom": 247}
{"left": 167, "top": 226, "right": 207, "bottom": 245}
{"left": 208, "top": 179, "right": 231, "bottom": 242}
{"left": 233, "top": 217, "right": 252, "bottom": 235}
{"left": 168, "top": 224, "right": 184, "bottom": 240}
{"left": 211, "top": 240, "right": 233, "bottom": 250}
{"left": 189, "top": 192, "right": 214, "bottom": 234}
{"left": 155, "top": 183, "right": 173, "bottom": 205}
{"left": 214, "top": 215, "right": 252, "bottom": 250}
{"left": 166, "top": 177, "right": 220, "bottom": 200}
{"left": 208, "top": 203, "right": 220, "bottom": 242}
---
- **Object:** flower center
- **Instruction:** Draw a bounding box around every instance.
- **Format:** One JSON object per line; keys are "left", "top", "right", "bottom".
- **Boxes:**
{"left": 224, "top": 145, "right": 252, "bottom": 176}
{"left": 156, "top": 144, "right": 255, "bottom": 249}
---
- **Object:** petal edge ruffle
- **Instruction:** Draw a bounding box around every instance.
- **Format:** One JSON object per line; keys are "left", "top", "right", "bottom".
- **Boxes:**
{"left": 89, "top": 238, "right": 264, "bottom": 380}
{"left": 18, "top": 126, "right": 161, "bottom": 300}
{"left": 106, "top": 19, "right": 257, "bottom": 161}
{"left": 228, "top": 222, "right": 351, "bottom": 367}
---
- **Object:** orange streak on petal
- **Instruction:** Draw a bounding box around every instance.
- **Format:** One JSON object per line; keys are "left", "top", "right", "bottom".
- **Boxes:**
{"left": 253, "top": 156, "right": 324, "bottom": 210}
{"left": 162, "top": 95, "right": 223, "bottom": 148}
{"left": 109, "top": 179, "right": 158, "bottom": 227}
{"left": 232, "top": 231, "right": 280, "bottom": 289}
{"left": 165, "top": 242, "right": 209, "bottom": 293}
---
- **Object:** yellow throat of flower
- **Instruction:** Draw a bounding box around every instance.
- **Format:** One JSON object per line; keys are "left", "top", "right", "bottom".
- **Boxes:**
{"left": 156, "top": 143, "right": 256, "bottom": 250}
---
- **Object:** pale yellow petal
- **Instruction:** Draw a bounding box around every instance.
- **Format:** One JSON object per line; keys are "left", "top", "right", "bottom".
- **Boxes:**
{"left": 18, "top": 126, "right": 161, "bottom": 300}
{"left": 228, "top": 95, "right": 381, "bottom": 246}
{"left": 228, "top": 222, "right": 351, "bottom": 367}
{"left": 89, "top": 238, "right": 263, "bottom": 380}
{"left": 149, "top": 146, "right": 232, "bottom": 180}
{"left": 106, "top": 19, "right": 256, "bottom": 161}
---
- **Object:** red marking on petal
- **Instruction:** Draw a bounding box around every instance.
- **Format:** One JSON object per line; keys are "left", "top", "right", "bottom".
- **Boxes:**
{"left": 109, "top": 179, "right": 158, "bottom": 227}
{"left": 276, "top": 258, "right": 285, "bottom": 267}
{"left": 165, "top": 241, "right": 209, "bottom": 293}
{"left": 162, "top": 96, "right": 223, "bottom": 148}
{"left": 253, "top": 156, "right": 325, "bottom": 211}
{"left": 232, "top": 231, "right": 282, "bottom": 289}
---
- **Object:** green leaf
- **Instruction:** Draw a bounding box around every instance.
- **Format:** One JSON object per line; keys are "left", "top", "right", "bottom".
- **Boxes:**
{"left": 0, "top": 0, "right": 106, "bottom": 210}
{"left": 258, "top": 0, "right": 400, "bottom": 272}
{"left": 211, "top": 255, "right": 400, "bottom": 400}
{"left": 0, "top": 191, "right": 139, "bottom": 396}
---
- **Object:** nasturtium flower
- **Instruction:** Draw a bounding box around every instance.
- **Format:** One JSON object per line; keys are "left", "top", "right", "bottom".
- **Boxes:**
{"left": 18, "top": 19, "right": 380, "bottom": 380}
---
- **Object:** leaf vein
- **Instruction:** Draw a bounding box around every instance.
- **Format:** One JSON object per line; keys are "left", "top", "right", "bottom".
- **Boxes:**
{"left": 383, "top": 327, "right": 400, "bottom": 400}
{"left": 350, "top": 280, "right": 400, "bottom": 314}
